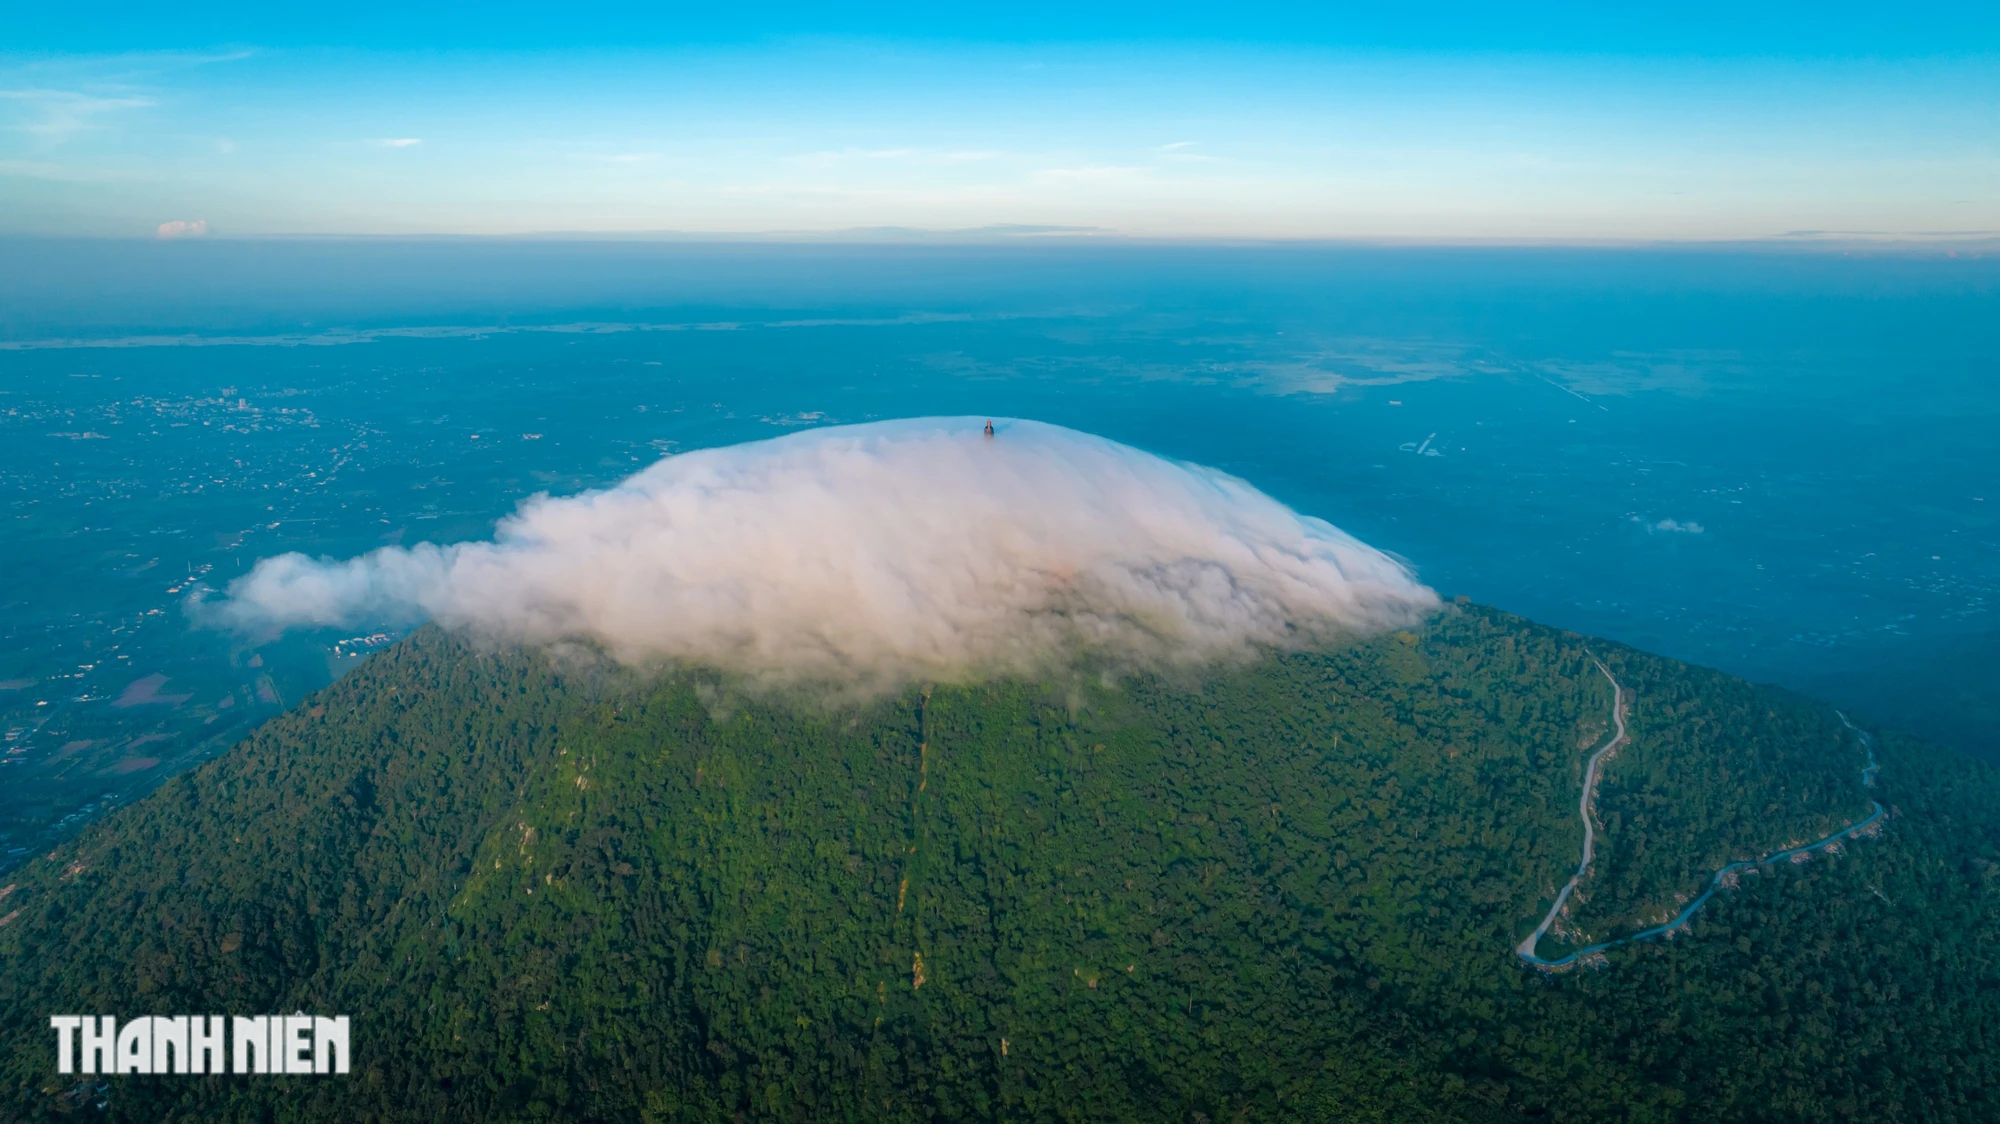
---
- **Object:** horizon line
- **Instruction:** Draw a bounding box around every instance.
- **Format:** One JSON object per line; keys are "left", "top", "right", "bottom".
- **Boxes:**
{"left": 9, "top": 228, "right": 2000, "bottom": 255}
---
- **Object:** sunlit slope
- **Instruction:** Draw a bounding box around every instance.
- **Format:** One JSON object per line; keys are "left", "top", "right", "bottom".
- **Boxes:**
{"left": 3, "top": 607, "right": 1997, "bottom": 1122}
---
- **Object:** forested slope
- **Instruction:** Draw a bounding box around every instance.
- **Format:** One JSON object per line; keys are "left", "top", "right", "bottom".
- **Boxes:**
{"left": 2, "top": 605, "right": 1996, "bottom": 1122}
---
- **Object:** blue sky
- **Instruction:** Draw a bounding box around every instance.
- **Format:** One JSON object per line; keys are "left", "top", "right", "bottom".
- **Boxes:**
{"left": 3, "top": 2, "right": 1996, "bottom": 240}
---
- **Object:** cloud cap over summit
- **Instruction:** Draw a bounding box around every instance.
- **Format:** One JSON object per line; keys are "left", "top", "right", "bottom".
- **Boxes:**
{"left": 207, "top": 418, "right": 1437, "bottom": 690}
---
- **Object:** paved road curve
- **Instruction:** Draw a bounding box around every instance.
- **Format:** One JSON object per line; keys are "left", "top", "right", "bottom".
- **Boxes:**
{"left": 1515, "top": 664, "right": 1887, "bottom": 971}
{"left": 1515, "top": 659, "right": 1627, "bottom": 965}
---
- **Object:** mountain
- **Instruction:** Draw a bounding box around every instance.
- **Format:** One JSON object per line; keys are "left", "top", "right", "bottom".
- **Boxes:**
{"left": 2, "top": 604, "right": 1996, "bottom": 1121}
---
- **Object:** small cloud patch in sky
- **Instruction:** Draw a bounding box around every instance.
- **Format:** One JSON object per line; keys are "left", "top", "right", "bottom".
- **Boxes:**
{"left": 155, "top": 219, "right": 207, "bottom": 239}
{"left": 376, "top": 137, "right": 422, "bottom": 148}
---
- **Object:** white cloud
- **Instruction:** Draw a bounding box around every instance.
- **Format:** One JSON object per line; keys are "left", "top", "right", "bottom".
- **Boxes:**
{"left": 0, "top": 159, "right": 147, "bottom": 183}
{"left": 0, "top": 88, "right": 154, "bottom": 141}
{"left": 1032, "top": 165, "right": 1148, "bottom": 184}
{"left": 794, "top": 147, "right": 916, "bottom": 168}
{"left": 155, "top": 219, "right": 207, "bottom": 239}
{"left": 1156, "top": 140, "right": 1217, "bottom": 163}
{"left": 1635, "top": 516, "right": 1705, "bottom": 534}
{"left": 204, "top": 418, "right": 1436, "bottom": 694}
{"left": 376, "top": 137, "right": 422, "bottom": 148}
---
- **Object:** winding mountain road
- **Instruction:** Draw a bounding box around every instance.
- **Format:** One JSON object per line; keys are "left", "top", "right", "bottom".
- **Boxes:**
{"left": 1515, "top": 662, "right": 1887, "bottom": 970}
{"left": 1516, "top": 659, "right": 1627, "bottom": 964}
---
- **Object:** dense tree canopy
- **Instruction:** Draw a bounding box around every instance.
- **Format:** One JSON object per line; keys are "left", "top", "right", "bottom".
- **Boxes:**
{"left": 1, "top": 605, "right": 1994, "bottom": 1121}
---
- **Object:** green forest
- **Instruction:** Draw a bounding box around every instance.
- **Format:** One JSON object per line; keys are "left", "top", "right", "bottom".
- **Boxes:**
{"left": 2, "top": 603, "right": 1996, "bottom": 1122}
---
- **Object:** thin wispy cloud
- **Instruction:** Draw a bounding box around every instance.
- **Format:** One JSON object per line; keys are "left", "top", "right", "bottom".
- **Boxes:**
{"left": 1033, "top": 165, "right": 1148, "bottom": 184}
{"left": 561, "top": 150, "right": 664, "bottom": 165}
{"left": 184, "top": 48, "right": 256, "bottom": 67}
{"left": 2, "top": 43, "right": 1994, "bottom": 240}
{"left": 1156, "top": 140, "right": 1216, "bottom": 162}
{"left": 794, "top": 147, "right": 914, "bottom": 167}
{"left": 0, "top": 158, "right": 148, "bottom": 183}
{"left": 0, "top": 88, "right": 154, "bottom": 140}
{"left": 82, "top": 48, "right": 257, "bottom": 69}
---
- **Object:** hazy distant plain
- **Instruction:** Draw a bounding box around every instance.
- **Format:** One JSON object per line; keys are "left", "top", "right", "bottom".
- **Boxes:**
{"left": 2, "top": 240, "right": 1993, "bottom": 861}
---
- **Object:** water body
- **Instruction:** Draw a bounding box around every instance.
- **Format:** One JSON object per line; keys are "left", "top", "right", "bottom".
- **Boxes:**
{"left": 1, "top": 239, "right": 1994, "bottom": 857}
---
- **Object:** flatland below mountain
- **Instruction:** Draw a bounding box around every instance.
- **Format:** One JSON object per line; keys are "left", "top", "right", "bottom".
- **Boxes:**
{"left": 3, "top": 605, "right": 1996, "bottom": 1122}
